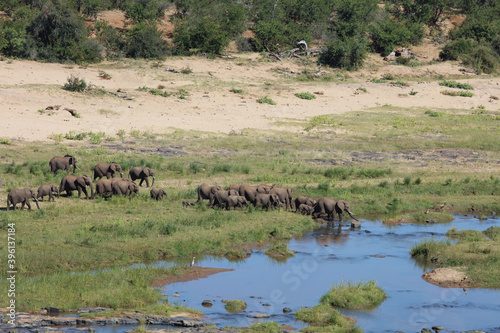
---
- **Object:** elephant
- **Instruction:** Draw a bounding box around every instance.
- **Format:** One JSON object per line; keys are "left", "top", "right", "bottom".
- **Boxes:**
{"left": 129, "top": 167, "right": 155, "bottom": 187}
{"left": 112, "top": 179, "right": 139, "bottom": 198}
{"left": 238, "top": 185, "right": 271, "bottom": 205}
{"left": 294, "top": 196, "right": 317, "bottom": 213}
{"left": 298, "top": 204, "right": 314, "bottom": 215}
{"left": 226, "top": 184, "right": 242, "bottom": 192}
{"left": 211, "top": 189, "right": 239, "bottom": 208}
{"left": 93, "top": 162, "right": 123, "bottom": 181}
{"left": 60, "top": 175, "right": 95, "bottom": 199}
{"left": 225, "top": 195, "right": 248, "bottom": 210}
{"left": 49, "top": 155, "right": 77, "bottom": 175}
{"left": 269, "top": 185, "right": 293, "bottom": 210}
{"left": 196, "top": 184, "right": 223, "bottom": 206}
{"left": 254, "top": 193, "right": 280, "bottom": 211}
{"left": 150, "top": 188, "right": 167, "bottom": 200}
{"left": 312, "top": 197, "right": 357, "bottom": 223}
{"left": 182, "top": 200, "right": 195, "bottom": 207}
{"left": 94, "top": 178, "right": 117, "bottom": 198}
{"left": 36, "top": 185, "right": 59, "bottom": 202}
{"left": 7, "top": 188, "right": 40, "bottom": 210}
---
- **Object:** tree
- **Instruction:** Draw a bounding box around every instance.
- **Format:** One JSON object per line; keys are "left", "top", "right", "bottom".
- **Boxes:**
{"left": 388, "top": 0, "right": 451, "bottom": 26}
{"left": 126, "top": 22, "right": 169, "bottom": 58}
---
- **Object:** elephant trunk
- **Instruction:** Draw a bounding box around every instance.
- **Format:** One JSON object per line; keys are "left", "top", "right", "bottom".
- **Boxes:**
{"left": 347, "top": 210, "right": 358, "bottom": 221}
{"left": 89, "top": 183, "right": 95, "bottom": 199}
{"left": 34, "top": 198, "right": 40, "bottom": 209}
{"left": 151, "top": 175, "right": 155, "bottom": 187}
{"left": 73, "top": 162, "right": 77, "bottom": 174}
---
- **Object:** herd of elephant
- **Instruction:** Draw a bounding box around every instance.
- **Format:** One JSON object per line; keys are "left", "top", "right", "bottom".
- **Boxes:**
{"left": 6, "top": 154, "right": 357, "bottom": 223}
{"left": 193, "top": 184, "right": 357, "bottom": 223}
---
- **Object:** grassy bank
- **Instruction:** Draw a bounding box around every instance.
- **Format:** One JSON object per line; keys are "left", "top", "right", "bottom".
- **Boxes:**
{"left": 411, "top": 226, "right": 500, "bottom": 287}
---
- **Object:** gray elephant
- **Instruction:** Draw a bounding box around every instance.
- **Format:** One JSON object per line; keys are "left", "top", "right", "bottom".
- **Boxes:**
{"left": 196, "top": 184, "right": 223, "bottom": 206}
{"left": 225, "top": 195, "right": 248, "bottom": 210}
{"left": 7, "top": 188, "right": 40, "bottom": 210}
{"left": 254, "top": 193, "right": 280, "bottom": 211}
{"left": 312, "top": 197, "right": 357, "bottom": 223}
{"left": 269, "top": 185, "right": 293, "bottom": 210}
{"left": 49, "top": 155, "right": 77, "bottom": 175}
{"left": 298, "top": 204, "right": 314, "bottom": 215}
{"left": 238, "top": 185, "right": 270, "bottom": 205}
{"left": 294, "top": 196, "right": 317, "bottom": 213}
{"left": 60, "top": 175, "right": 95, "bottom": 199}
{"left": 129, "top": 167, "right": 155, "bottom": 187}
{"left": 36, "top": 185, "right": 60, "bottom": 202}
{"left": 211, "top": 189, "right": 239, "bottom": 208}
{"left": 150, "top": 188, "right": 167, "bottom": 200}
{"left": 226, "top": 184, "right": 242, "bottom": 192}
{"left": 94, "top": 178, "right": 116, "bottom": 198}
{"left": 112, "top": 179, "right": 139, "bottom": 198}
{"left": 93, "top": 162, "right": 123, "bottom": 181}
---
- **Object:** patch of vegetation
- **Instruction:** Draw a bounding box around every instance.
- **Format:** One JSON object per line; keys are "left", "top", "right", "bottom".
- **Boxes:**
{"left": 304, "top": 115, "right": 336, "bottom": 132}
{"left": 445, "top": 227, "right": 486, "bottom": 242}
{"left": 265, "top": 241, "right": 295, "bottom": 258}
{"left": 441, "top": 90, "right": 474, "bottom": 97}
{"left": 295, "top": 304, "right": 361, "bottom": 333}
{"left": 439, "top": 80, "right": 474, "bottom": 90}
{"left": 425, "top": 110, "right": 444, "bottom": 117}
{"left": 230, "top": 88, "right": 244, "bottom": 94}
{"left": 358, "top": 87, "right": 367, "bottom": 93}
{"left": 484, "top": 227, "right": 500, "bottom": 241}
{"left": 180, "top": 67, "right": 193, "bottom": 74}
{"left": 320, "top": 280, "right": 386, "bottom": 310}
{"left": 63, "top": 75, "right": 87, "bottom": 92}
{"left": 0, "top": 138, "right": 12, "bottom": 145}
{"left": 393, "top": 79, "right": 409, "bottom": 87}
{"left": 224, "top": 300, "right": 247, "bottom": 313}
{"left": 295, "top": 92, "right": 316, "bottom": 100}
{"left": 257, "top": 96, "right": 276, "bottom": 105}
{"left": 65, "top": 131, "right": 88, "bottom": 140}
{"left": 98, "top": 71, "right": 112, "bottom": 80}
{"left": 371, "top": 78, "right": 387, "bottom": 83}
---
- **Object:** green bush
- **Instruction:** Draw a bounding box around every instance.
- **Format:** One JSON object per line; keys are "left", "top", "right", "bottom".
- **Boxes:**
{"left": 257, "top": 96, "right": 276, "bottom": 105}
{"left": 295, "top": 92, "right": 316, "bottom": 100}
{"left": 224, "top": 300, "right": 247, "bottom": 313}
{"left": 439, "top": 80, "right": 474, "bottom": 90}
{"left": 462, "top": 45, "right": 500, "bottom": 74}
{"left": 439, "top": 38, "right": 477, "bottom": 61}
{"left": 126, "top": 23, "right": 169, "bottom": 59}
{"left": 368, "top": 17, "right": 424, "bottom": 56}
{"left": 63, "top": 75, "right": 87, "bottom": 92}
{"left": 173, "top": 17, "right": 230, "bottom": 55}
{"left": 320, "top": 280, "right": 386, "bottom": 310}
{"left": 319, "top": 35, "right": 370, "bottom": 70}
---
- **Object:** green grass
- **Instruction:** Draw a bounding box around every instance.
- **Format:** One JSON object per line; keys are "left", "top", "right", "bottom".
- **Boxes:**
{"left": 295, "top": 304, "right": 362, "bottom": 333}
{"left": 319, "top": 280, "right": 386, "bottom": 310}
{"left": 230, "top": 88, "right": 244, "bottom": 94}
{"left": 224, "top": 300, "right": 247, "bottom": 313}
{"left": 410, "top": 228, "right": 500, "bottom": 287}
{"left": 441, "top": 90, "right": 474, "bottom": 97}
{"left": 439, "top": 80, "right": 474, "bottom": 90}
{"left": 295, "top": 92, "right": 316, "bottom": 100}
{"left": 265, "top": 241, "right": 295, "bottom": 257}
{"left": 257, "top": 96, "right": 277, "bottom": 105}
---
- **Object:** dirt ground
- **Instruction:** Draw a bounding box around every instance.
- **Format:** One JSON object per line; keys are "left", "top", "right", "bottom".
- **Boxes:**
{"left": 422, "top": 267, "right": 477, "bottom": 288}
{"left": 152, "top": 267, "right": 234, "bottom": 287}
{"left": 1, "top": 35, "right": 499, "bottom": 142}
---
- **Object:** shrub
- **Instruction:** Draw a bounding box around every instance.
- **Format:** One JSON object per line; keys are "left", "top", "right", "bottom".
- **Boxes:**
{"left": 439, "top": 81, "right": 474, "bottom": 90}
{"left": 295, "top": 92, "right": 316, "bottom": 100}
{"left": 257, "top": 97, "right": 276, "bottom": 105}
{"left": 368, "top": 17, "right": 424, "bottom": 56}
{"left": 319, "top": 36, "right": 370, "bottom": 70}
{"left": 425, "top": 110, "right": 444, "bottom": 117}
{"left": 462, "top": 45, "right": 500, "bottom": 74}
{"left": 440, "top": 90, "right": 474, "bottom": 97}
{"left": 230, "top": 88, "right": 243, "bottom": 94}
{"left": 126, "top": 23, "right": 169, "bottom": 59}
{"left": 173, "top": 17, "right": 230, "bottom": 55}
{"left": 63, "top": 75, "right": 87, "bottom": 92}
{"left": 224, "top": 300, "right": 247, "bottom": 313}
{"left": 320, "top": 280, "right": 386, "bottom": 310}
{"left": 0, "top": 138, "right": 13, "bottom": 145}
{"left": 439, "top": 38, "right": 476, "bottom": 61}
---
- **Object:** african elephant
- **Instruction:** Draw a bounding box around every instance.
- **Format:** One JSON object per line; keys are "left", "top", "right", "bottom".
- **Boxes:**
{"left": 238, "top": 185, "right": 271, "bottom": 205}
{"left": 36, "top": 185, "right": 59, "bottom": 202}
{"left": 94, "top": 178, "right": 116, "bottom": 198}
{"left": 254, "top": 193, "right": 280, "bottom": 211}
{"left": 226, "top": 184, "right": 242, "bottom": 192}
{"left": 112, "top": 179, "right": 139, "bottom": 198}
{"left": 60, "top": 175, "right": 95, "bottom": 199}
{"left": 298, "top": 204, "right": 314, "bottom": 215}
{"left": 49, "top": 155, "right": 77, "bottom": 175}
{"left": 269, "top": 185, "right": 293, "bottom": 210}
{"left": 294, "top": 196, "right": 317, "bottom": 213}
{"left": 196, "top": 184, "right": 223, "bottom": 206}
{"left": 93, "top": 162, "right": 123, "bottom": 181}
{"left": 312, "top": 197, "right": 357, "bottom": 223}
{"left": 211, "top": 189, "right": 239, "bottom": 208}
{"left": 129, "top": 167, "right": 156, "bottom": 187}
{"left": 7, "top": 188, "right": 40, "bottom": 210}
{"left": 225, "top": 195, "right": 248, "bottom": 210}
{"left": 150, "top": 188, "right": 167, "bottom": 200}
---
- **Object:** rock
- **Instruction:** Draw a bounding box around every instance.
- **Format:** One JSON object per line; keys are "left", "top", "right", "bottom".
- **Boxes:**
{"left": 364, "top": 230, "right": 371, "bottom": 233}
{"left": 248, "top": 314, "right": 270, "bottom": 318}
{"left": 44, "top": 307, "right": 61, "bottom": 314}
{"left": 351, "top": 221, "right": 361, "bottom": 229}
{"left": 283, "top": 307, "right": 292, "bottom": 314}
{"left": 422, "top": 328, "right": 432, "bottom": 333}
{"left": 261, "top": 303, "right": 271, "bottom": 307}
{"left": 221, "top": 299, "right": 229, "bottom": 303}
{"left": 202, "top": 300, "right": 213, "bottom": 307}
{"left": 425, "top": 220, "right": 437, "bottom": 224}
{"left": 172, "top": 293, "right": 181, "bottom": 297}
{"left": 77, "top": 307, "right": 113, "bottom": 314}
{"left": 372, "top": 254, "right": 386, "bottom": 258}
{"left": 432, "top": 326, "right": 444, "bottom": 331}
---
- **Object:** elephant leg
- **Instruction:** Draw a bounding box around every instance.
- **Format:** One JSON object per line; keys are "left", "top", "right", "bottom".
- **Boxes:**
{"left": 145, "top": 178, "right": 149, "bottom": 187}
{"left": 139, "top": 179, "right": 144, "bottom": 187}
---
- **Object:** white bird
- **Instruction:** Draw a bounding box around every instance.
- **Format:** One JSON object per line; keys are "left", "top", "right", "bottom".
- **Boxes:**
{"left": 190, "top": 257, "right": 196, "bottom": 267}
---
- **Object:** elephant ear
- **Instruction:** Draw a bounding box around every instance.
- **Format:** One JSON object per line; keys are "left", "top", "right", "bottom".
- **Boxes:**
{"left": 336, "top": 200, "right": 346, "bottom": 211}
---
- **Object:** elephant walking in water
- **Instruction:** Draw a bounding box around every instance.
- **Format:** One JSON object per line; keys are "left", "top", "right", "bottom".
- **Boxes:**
{"left": 129, "top": 167, "right": 155, "bottom": 187}
{"left": 312, "top": 197, "right": 357, "bottom": 223}
{"left": 7, "top": 188, "right": 40, "bottom": 210}
{"left": 60, "top": 175, "right": 95, "bottom": 199}
{"left": 49, "top": 155, "right": 77, "bottom": 175}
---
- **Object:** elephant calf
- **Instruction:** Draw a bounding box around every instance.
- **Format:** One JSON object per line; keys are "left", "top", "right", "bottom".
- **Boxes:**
{"left": 298, "top": 204, "right": 314, "bottom": 215}
{"left": 7, "top": 188, "right": 40, "bottom": 210}
{"left": 150, "top": 188, "right": 167, "bottom": 200}
{"left": 37, "top": 185, "right": 60, "bottom": 202}
{"left": 225, "top": 195, "right": 248, "bottom": 210}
